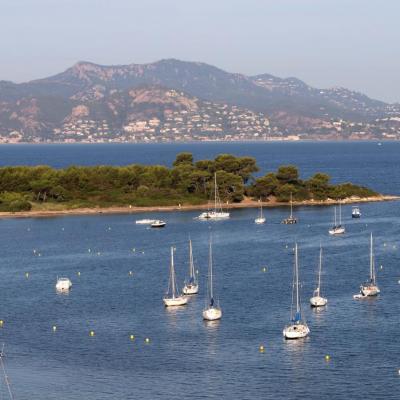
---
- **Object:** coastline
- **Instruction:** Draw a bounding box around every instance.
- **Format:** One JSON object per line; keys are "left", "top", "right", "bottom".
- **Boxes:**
{"left": 0, "top": 195, "right": 398, "bottom": 219}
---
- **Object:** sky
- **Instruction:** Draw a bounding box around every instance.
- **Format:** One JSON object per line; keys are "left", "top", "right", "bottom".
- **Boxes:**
{"left": 1, "top": 0, "right": 399, "bottom": 102}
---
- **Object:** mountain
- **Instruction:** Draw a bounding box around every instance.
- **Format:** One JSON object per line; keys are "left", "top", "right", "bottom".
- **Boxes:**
{"left": 0, "top": 59, "right": 399, "bottom": 142}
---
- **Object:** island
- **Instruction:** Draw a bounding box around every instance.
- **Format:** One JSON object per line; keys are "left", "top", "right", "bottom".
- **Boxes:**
{"left": 0, "top": 153, "right": 397, "bottom": 217}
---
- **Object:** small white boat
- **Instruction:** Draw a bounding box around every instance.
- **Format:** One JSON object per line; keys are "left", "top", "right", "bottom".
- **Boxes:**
{"left": 310, "top": 246, "right": 327, "bottom": 307}
{"left": 56, "top": 277, "right": 72, "bottom": 292}
{"left": 352, "top": 206, "right": 361, "bottom": 218}
{"left": 353, "top": 233, "right": 380, "bottom": 299}
{"left": 163, "top": 247, "right": 188, "bottom": 307}
{"left": 282, "top": 193, "right": 297, "bottom": 224}
{"left": 254, "top": 199, "right": 266, "bottom": 224}
{"left": 135, "top": 219, "right": 157, "bottom": 225}
{"left": 151, "top": 220, "right": 166, "bottom": 228}
{"left": 283, "top": 243, "right": 310, "bottom": 339}
{"left": 182, "top": 239, "right": 199, "bottom": 295}
{"left": 198, "top": 173, "right": 230, "bottom": 220}
{"left": 203, "top": 238, "right": 222, "bottom": 321}
{"left": 329, "top": 204, "right": 345, "bottom": 235}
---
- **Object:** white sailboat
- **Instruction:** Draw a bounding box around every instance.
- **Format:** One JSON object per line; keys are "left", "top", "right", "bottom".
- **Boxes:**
{"left": 203, "top": 238, "right": 222, "bottom": 321}
{"left": 198, "top": 173, "right": 230, "bottom": 220}
{"left": 182, "top": 239, "right": 199, "bottom": 295}
{"left": 163, "top": 247, "right": 188, "bottom": 307}
{"left": 254, "top": 199, "right": 266, "bottom": 224}
{"left": 310, "top": 246, "right": 328, "bottom": 307}
{"left": 328, "top": 203, "right": 345, "bottom": 235}
{"left": 354, "top": 233, "right": 380, "bottom": 299}
{"left": 283, "top": 243, "right": 310, "bottom": 339}
{"left": 282, "top": 193, "right": 297, "bottom": 224}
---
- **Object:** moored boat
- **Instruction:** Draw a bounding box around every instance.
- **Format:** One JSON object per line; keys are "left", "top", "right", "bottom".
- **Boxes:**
{"left": 163, "top": 247, "right": 188, "bottom": 307}
{"left": 203, "top": 238, "right": 222, "bottom": 321}
{"left": 310, "top": 246, "right": 327, "bottom": 307}
{"left": 151, "top": 220, "right": 166, "bottom": 228}
{"left": 198, "top": 173, "right": 230, "bottom": 220}
{"left": 353, "top": 233, "right": 380, "bottom": 299}
{"left": 283, "top": 243, "right": 310, "bottom": 339}
{"left": 55, "top": 277, "right": 72, "bottom": 292}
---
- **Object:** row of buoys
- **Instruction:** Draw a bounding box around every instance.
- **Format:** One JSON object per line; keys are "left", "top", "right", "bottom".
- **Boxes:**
{"left": 47, "top": 326, "right": 148, "bottom": 343}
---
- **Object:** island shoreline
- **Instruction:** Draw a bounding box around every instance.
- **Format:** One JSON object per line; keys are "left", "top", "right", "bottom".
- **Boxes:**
{"left": 0, "top": 195, "right": 398, "bottom": 219}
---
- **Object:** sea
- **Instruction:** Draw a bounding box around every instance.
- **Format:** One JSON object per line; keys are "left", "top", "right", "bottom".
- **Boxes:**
{"left": 0, "top": 141, "right": 399, "bottom": 399}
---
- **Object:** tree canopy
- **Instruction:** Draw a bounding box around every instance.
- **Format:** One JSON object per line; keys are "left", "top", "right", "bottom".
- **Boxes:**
{"left": 0, "top": 152, "right": 377, "bottom": 212}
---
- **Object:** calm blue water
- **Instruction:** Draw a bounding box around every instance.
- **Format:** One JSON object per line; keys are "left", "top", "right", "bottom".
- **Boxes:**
{"left": 0, "top": 143, "right": 399, "bottom": 399}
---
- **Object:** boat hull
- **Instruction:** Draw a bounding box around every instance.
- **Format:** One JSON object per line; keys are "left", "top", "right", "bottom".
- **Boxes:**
{"left": 55, "top": 279, "right": 72, "bottom": 292}
{"left": 310, "top": 296, "right": 327, "bottom": 307}
{"left": 203, "top": 307, "right": 222, "bottom": 321}
{"left": 163, "top": 296, "right": 188, "bottom": 307}
{"left": 255, "top": 217, "right": 266, "bottom": 224}
{"left": 151, "top": 221, "right": 166, "bottom": 228}
{"left": 329, "top": 227, "right": 345, "bottom": 235}
{"left": 283, "top": 323, "right": 310, "bottom": 339}
{"left": 198, "top": 211, "right": 230, "bottom": 220}
{"left": 182, "top": 284, "right": 199, "bottom": 295}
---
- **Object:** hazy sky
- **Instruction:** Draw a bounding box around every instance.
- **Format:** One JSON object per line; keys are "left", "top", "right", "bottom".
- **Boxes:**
{"left": 1, "top": 0, "right": 399, "bottom": 102}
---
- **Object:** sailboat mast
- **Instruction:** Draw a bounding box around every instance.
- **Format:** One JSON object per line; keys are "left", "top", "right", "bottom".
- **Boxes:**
{"left": 0, "top": 347, "right": 14, "bottom": 400}
{"left": 170, "top": 247, "right": 176, "bottom": 298}
{"left": 209, "top": 239, "right": 214, "bottom": 300}
{"left": 318, "top": 246, "right": 323, "bottom": 291}
{"left": 189, "top": 239, "right": 194, "bottom": 278}
{"left": 214, "top": 173, "right": 217, "bottom": 213}
{"left": 290, "top": 193, "right": 293, "bottom": 218}
{"left": 370, "top": 233, "right": 374, "bottom": 282}
{"left": 295, "top": 243, "right": 300, "bottom": 313}
{"left": 339, "top": 203, "right": 342, "bottom": 225}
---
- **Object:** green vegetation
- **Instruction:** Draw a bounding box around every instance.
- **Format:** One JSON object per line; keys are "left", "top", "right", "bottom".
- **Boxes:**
{"left": 0, "top": 154, "right": 378, "bottom": 212}
{"left": 249, "top": 165, "right": 377, "bottom": 201}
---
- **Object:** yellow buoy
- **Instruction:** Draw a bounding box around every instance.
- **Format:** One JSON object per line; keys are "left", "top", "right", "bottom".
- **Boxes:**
{"left": 325, "top": 355, "right": 331, "bottom": 361}
{"left": 129, "top": 271, "right": 133, "bottom": 276}
{"left": 0, "top": 320, "right": 4, "bottom": 327}
{"left": 145, "top": 337, "right": 150, "bottom": 343}
{"left": 89, "top": 330, "right": 95, "bottom": 337}
{"left": 52, "top": 325, "right": 57, "bottom": 332}
{"left": 25, "top": 272, "right": 29, "bottom": 279}
{"left": 77, "top": 271, "right": 81, "bottom": 276}
{"left": 259, "top": 345, "right": 265, "bottom": 353}
{"left": 130, "top": 334, "right": 135, "bottom": 341}
{"left": 262, "top": 267, "right": 267, "bottom": 273}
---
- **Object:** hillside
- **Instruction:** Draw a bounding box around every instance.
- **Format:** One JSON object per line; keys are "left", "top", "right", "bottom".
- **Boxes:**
{"left": 0, "top": 59, "right": 399, "bottom": 142}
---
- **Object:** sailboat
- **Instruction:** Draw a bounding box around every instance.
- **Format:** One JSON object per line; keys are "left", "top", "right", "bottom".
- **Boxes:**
{"left": 182, "top": 239, "right": 199, "bottom": 295}
{"left": 163, "top": 247, "right": 188, "bottom": 307}
{"left": 328, "top": 203, "right": 345, "bottom": 235}
{"left": 198, "top": 173, "right": 230, "bottom": 220}
{"left": 282, "top": 193, "right": 297, "bottom": 224}
{"left": 310, "top": 246, "right": 328, "bottom": 307}
{"left": 202, "top": 238, "right": 222, "bottom": 321}
{"left": 254, "top": 199, "right": 266, "bottom": 224}
{"left": 283, "top": 243, "right": 310, "bottom": 339}
{"left": 353, "top": 233, "right": 380, "bottom": 299}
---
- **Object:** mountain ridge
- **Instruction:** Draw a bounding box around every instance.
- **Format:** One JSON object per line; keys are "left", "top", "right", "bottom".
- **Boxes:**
{"left": 0, "top": 59, "right": 399, "bottom": 142}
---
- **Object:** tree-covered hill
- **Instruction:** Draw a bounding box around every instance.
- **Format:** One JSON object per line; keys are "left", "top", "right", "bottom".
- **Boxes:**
{"left": 0, "top": 153, "right": 377, "bottom": 212}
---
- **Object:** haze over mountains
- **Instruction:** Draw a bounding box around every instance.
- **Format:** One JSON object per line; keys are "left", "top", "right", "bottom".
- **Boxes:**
{"left": 0, "top": 59, "right": 399, "bottom": 142}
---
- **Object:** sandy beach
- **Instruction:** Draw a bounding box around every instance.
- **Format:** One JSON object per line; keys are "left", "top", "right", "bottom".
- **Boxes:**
{"left": 0, "top": 195, "right": 398, "bottom": 219}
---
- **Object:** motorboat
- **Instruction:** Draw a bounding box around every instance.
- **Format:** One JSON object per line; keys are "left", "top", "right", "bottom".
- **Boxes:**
{"left": 56, "top": 277, "right": 72, "bottom": 292}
